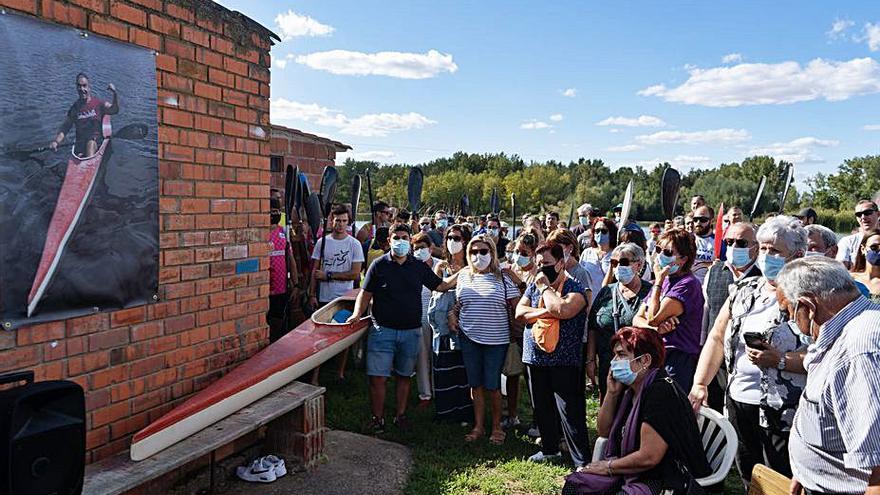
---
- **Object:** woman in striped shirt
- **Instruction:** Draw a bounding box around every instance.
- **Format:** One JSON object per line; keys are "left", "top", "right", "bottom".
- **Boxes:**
{"left": 451, "top": 234, "right": 519, "bottom": 445}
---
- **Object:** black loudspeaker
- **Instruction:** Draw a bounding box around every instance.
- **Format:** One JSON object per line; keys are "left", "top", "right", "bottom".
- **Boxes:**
{"left": 0, "top": 371, "right": 85, "bottom": 495}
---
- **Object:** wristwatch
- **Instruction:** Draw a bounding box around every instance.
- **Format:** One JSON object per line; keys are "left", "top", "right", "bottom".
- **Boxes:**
{"left": 327, "top": 272, "right": 333, "bottom": 281}
{"left": 776, "top": 353, "right": 787, "bottom": 371}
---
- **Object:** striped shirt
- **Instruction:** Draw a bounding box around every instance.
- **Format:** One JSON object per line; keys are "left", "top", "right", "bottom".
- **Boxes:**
{"left": 455, "top": 270, "right": 518, "bottom": 345}
{"left": 789, "top": 296, "right": 880, "bottom": 494}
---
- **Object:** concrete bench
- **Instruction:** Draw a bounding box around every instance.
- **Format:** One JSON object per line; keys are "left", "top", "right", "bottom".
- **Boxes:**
{"left": 83, "top": 381, "right": 326, "bottom": 495}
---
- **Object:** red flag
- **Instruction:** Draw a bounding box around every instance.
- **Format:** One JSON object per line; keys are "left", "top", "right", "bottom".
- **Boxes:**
{"left": 713, "top": 202, "right": 725, "bottom": 259}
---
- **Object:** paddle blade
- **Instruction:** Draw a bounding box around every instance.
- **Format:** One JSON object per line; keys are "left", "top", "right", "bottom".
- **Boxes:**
{"left": 750, "top": 176, "right": 766, "bottom": 221}
{"left": 408, "top": 167, "right": 424, "bottom": 213}
{"left": 114, "top": 123, "right": 148, "bottom": 140}
{"left": 350, "top": 174, "right": 362, "bottom": 223}
{"left": 305, "top": 193, "right": 322, "bottom": 239}
{"left": 778, "top": 164, "right": 794, "bottom": 213}
{"left": 714, "top": 202, "right": 725, "bottom": 259}
{"left": 460, "top": 194, "right": 470, "bottom": 217}
{"left": 619, "top": 179, "right": 634, "bottom": 228}
{"left": 319, "top": 166, "right": 339, "bottom": 215}
{"left": 284, "top": 165, "right": 295, "bottom": 219}
{"left": 299, "top": 172, "right": 311, "bottom": 204}
{"left": 490, "top": 188, "right": 499, "bottom": 215}
{"left": 661, "top": 167, "right": 682, "bottom": 220}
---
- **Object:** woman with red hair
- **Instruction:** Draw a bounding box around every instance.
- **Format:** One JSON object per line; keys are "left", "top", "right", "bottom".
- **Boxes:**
{"left": 563, "top": 326, "right": 710, "bottom": 494}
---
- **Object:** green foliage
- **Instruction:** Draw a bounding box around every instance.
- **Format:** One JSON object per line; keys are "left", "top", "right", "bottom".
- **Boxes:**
{"left": 336, "top": 152, "right": 879, "bottom": 223}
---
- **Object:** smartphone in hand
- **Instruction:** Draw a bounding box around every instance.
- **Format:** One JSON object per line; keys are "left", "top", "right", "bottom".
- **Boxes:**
{"left": 743, "top": 331, "right": 768, "bottom": 349}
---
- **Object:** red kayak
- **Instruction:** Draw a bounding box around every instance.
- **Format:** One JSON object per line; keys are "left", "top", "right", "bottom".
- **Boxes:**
{"left": 27, "top": 115, "right": 113, "bottom": 317}
{"left": 130, "top": 291, "right": 369, "bottom": 461}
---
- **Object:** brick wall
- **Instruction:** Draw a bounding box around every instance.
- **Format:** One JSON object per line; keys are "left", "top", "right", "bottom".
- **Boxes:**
{"left": 270, "top": 126, "right": 345, "bottom": 193}
{"left": 0, "top": 0, "right": 275, "bottom": 463}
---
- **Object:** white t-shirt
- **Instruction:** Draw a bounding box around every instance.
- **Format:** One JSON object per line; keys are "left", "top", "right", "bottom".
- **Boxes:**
{"left": 693, "top": 234, "right": 715, "bottom": 284}
{"left": 577, "top": 259, "right": 604, "bottom": 305}
{"left": 311, "top": 235, "right": 365, "bottom": 303}
{"left": 836, "top": 232, "right": 862, "bottom": 265}
{"left": 726, "top": 294, "right": 776, "bottom": 405}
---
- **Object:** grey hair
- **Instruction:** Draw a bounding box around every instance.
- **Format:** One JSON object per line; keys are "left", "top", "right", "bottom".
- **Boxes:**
{"left": 756, "top": 215, "right": 808, "bottom": 255}
{"left": 776, "top": 257, "right": 859, "bottom": 302}
{"left": 805, "top": 224, "right": 838, "bottom": 250}
{"left": 612, "top": 242, "right": 645, "bottom": 265}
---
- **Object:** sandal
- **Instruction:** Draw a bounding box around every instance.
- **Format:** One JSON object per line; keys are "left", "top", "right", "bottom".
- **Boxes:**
{"left": 464, "top": 428, "right": 485, "bottom": 442}
{"left": 489, "top": 430, "right": 506, "bottom": 445}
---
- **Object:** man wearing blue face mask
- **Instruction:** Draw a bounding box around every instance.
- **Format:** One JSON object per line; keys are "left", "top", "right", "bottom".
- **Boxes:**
{"left": 570, "top": 203, "right": 595, "bottom": 238}
{"left": 428, "top": 210, "right": 449, "bottom": 257}
{"left": 699, "top": 223, "right": 761, "bottom": 412}
{"left": 347, "top": 224, "right": 460, "bottom": 432}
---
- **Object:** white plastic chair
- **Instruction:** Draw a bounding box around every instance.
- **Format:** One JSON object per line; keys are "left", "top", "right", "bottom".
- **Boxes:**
{"left": 591, "top": 407, "right": 738, "bottom": 487}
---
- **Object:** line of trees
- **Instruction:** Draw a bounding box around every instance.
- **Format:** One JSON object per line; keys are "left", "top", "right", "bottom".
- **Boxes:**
{"left": 335, "top": 152, "right": 880, "bottom": 233}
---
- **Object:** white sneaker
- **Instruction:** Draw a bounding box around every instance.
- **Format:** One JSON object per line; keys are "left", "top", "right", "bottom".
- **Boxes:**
{"left": 501, "top": 416, "right": 521, "bottom": 430}
{"left": 263, "top": 455, "right": 287, "bottom": 478}
{"left": 528, "top": 451, "right": 562, "bottom": 463}
{"left": 236, "top": 457, "right": 277, "bottom": 483}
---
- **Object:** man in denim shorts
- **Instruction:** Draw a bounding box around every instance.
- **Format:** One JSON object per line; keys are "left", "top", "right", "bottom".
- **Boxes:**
{"left": 347, "top": 224, "right": 459, "bottom": 431}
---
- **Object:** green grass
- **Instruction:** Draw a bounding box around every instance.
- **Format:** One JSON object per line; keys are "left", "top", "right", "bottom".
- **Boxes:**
{"left": 319, "top": 366, "right": 744, "bottom": 495}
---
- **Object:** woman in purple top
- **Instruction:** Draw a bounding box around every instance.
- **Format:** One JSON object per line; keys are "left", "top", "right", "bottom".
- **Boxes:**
{"left": 634, "top": 228, "right": 704, "bottom": 392}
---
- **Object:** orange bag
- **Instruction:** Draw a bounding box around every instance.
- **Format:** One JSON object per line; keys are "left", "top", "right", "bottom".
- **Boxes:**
{"left": 532, "top": 293, "right": 560, "bottom": 353}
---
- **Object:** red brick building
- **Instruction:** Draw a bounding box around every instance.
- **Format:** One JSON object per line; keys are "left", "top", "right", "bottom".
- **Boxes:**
{"left": 0, "top": 0, "right": 285, "bottom": 464}
{"left": 269, "top": 125, "right": 351, "bottom": 195}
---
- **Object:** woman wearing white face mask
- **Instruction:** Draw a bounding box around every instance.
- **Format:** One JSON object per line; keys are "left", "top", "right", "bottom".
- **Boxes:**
{"left": 587, "top": 243, "right": 653, "bottom": 400}
{"left": 689, "top": 215, "right": 809, "bottom": 488}
{"left": 851, "top": 229, "right": 880, "bottom": 301}
{"left": 451, "top": 234, "right": 519, "bottom": 445}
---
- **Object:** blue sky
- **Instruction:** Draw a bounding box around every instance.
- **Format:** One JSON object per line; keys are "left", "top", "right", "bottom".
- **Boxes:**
{"left": 215, "top": 1, "right": 880, "bottom": 183}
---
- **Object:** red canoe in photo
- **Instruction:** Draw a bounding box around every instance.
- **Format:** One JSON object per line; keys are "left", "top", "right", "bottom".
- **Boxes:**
{"left": 27, "top": 115, "right": 113, "bottom": 317}
{"left": 129, "top": 291, "right": 369, "bottom": 461}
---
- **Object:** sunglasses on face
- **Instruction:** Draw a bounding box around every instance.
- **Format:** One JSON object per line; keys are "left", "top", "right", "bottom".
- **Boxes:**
{"left": 724, "top": 238, "right": 750, "bottom": 248}
{"left": 420, "top": 223, "right": 431, "bottom": 227}
{"left": 447, "top": 235, "right": 462, "bottom": 241}
{"left": 594, "top": 228, "right": 608, "bottom": 234}
{"left": 516, "top": 250, "right": 531, "bottom": 257}
{"left": 660, "top": 248, "right": 676, "bottom": 257}
{"left": 868, "top": 244, "right": 880, "bottom": 252}
{"left": 855, "top": 209, "right": 877, "bottom": 218}
{"left": 470, "top": 248, "right": 490, "bottom": 256}
{"left": 609, "top": 258, "right": 632, "bottom": 267}
{"left": 693, "top": 217, "right": 710, "bottom": 223}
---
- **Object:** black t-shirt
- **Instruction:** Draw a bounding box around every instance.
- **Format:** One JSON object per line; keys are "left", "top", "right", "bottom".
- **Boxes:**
{"left": 363, "top": 253, "right": 443, "bottom": 330}
{"left": 636, "top": 372, "right": 712, "bottom": 486}
{"left": 495, "top": 237, "right": 509, "bottom": 257}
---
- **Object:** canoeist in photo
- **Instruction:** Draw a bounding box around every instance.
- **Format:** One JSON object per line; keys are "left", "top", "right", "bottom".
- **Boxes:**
{"left": 27, "top": 73, "right": 120, "bottom": 317}
{"left": 49, "top": 73, "right": 119, "bottom": 158}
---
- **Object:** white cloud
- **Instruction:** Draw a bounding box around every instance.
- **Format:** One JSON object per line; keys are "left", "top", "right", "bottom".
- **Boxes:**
{"left": 673, "top": 155, "right": 712, "bottom": 165}
{"left": 747, "top": 136, "right": 838, "bottom": 163}
{"left": 721, "top": 53, "right": 743, "bottom": 64}
{"left": 683, "top": 63, "right": 698, "bottom": 70}
{"left": 827, "top": 19, "right": 855, "bottom": 39}
{"left": 271, "top": 98, "right": 436, "bottom": 137}
{"left": 274, "top": 10, "right": 334, "bottom": 40}
{"left": 347, "top": 150, "right": 396, "bottom": 161}
{"left": 863, "top": 23, "right": 880, "bottom": 51}
{"left": 863, "top": 124, "right": 880, "bottom": 130}
{"left": 624, "top": 155, "right": 713, "bottom": 169}
{"left": 560, "top": 88, "right": 577, "bottom": 97}
{"left": 295, "top": 49, "right": 457, "bottom": 79}
{"left": 638, "top": 57, "right": 880, "bottom": 107}
{"left": 520, "top": 120, "right": 552, "bottom": 130}
{"left": 609, "top": 128, "right": 621, "bottom": 133}
{"left": 272, "top": 56, "right": 288, "bottom": 70}
{"left": 605, "top": 144, "right": 644, "bottom": 152}
{"left": 549, "top": 114, "right": 564, "bottom": 122}
{"left": 635, "top": 128, "right": 750, "bottom": 145}
{"left": 596, "top": 115, "right": 667, "bottom": 127}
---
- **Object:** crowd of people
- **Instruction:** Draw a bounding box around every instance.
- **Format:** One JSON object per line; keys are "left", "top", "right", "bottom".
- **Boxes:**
{"left": 268, "top": 189, "right": 880, "bottom": 495}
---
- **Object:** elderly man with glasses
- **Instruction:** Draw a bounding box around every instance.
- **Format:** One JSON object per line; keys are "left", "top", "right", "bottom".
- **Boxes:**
{"left": 776, "top": 257, "right": 880, "bottom": 495}
{"left": 837, "top": 199, "right": 880, "bottom": 269}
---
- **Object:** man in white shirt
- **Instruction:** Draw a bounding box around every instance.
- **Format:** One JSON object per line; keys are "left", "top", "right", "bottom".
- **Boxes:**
{"left": 836, "top": 199, "right": 879, "bottom": 269}
{"left": 310, "top": 205, "right": 365, "bottom": 307}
